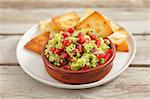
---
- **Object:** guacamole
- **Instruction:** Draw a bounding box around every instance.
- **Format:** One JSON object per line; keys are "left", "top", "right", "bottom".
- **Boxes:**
{"left": 44, "top": 28, "right": 113, "bottom": 70}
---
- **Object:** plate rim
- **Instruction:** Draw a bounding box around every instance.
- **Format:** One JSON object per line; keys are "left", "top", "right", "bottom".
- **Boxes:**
{"left": 16, "top": 24, "right": 136, "bottom": 89}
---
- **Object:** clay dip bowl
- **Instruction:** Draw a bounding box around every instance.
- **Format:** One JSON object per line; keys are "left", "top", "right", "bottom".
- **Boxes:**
{"left": 42, "top": 39, "right": 116, "bottom": 84}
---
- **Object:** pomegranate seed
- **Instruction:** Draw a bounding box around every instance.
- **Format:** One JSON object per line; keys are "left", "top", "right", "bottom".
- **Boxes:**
{"left": 61, "top": 52, "right": 68, "bottom": 59}
{"left": 77, "top": 44, "right": 83, "bottom": 53}
{"left": 50, "top": 47, "right": 55, "bottom": 52}
{"left": 104, "top": 53, "right": 111, "bottom": 61}
{"left": 60, "top": 61, "right": 67, "bottom": 66}
{"left": 67, "top": 28, "right": 74, "bottom": 34}
{"left": 54, "top": 48, "right": 62, "bottom": 55}
{"left": 58, "top": 48, "right": 64, "bottom": 52}
{"left": 95, "top": 39, "right": 101, "bottom": 47}
{"left": 85, "top": 38, "right": 90, "bottom": 43}
{"left": 106, "top": 49, "right": 113, "bottom": 54}
{"left": 78, "top": 33, "right": 84, "bottom": 38}
{"left": 62, "top": 39, "right": 71, "bottom": 46}
{"left": 63, "top": 65, "right": 71, "bottom": 70}
{"left": 62, "top": 32, "right": 70, "bottom": 38}
{"left": 90, "top": 35, "right": 97, "bottom": 40}
{"left": 78, "top": 37, "right": 85, "bottom": 44}
{"left": 97, "top": 54, "right": 103, "bottom": 60}
{"left": 81, "top": 66, "right": 89, "bottom": 70}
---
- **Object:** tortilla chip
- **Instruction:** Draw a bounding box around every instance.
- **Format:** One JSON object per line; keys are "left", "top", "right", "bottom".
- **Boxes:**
{"left": 76, "top": 11, "right": 113, "bottom": 38}
{"left": 107, "top": 20, "right": 121, "bottom": 32}
{"left": 24, "top": 32, "right": 50, "bottom": 54}
{"left": 116, "top": 40, "right": 129, "bottom": 52}
{"left": 108, "top": 29, "right": 129, "bottom": 52}
{"left": 80, "top": 9, "right": 94, "bottom": 22}
{"left": 40, "top": 20, "right": 61, "bottom": 34}
{"left": 52, "top": 12, "right": 80, "bottom": 30}
{"left": 108, "top": 31, "right": 127, "bottom": 45}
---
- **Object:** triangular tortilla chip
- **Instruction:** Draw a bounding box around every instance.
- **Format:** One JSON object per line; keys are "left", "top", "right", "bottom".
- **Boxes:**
{"left": 76, "top": 11, "right": 113, "bottom": 38}
{"left": 80, "top": 9, "right": 94, "bottom": 22}
{"left": 107, "top": 19, "right": 121, "bottom": 32}
{"left": 52, "top": 12, "right": 80, "bottom": 30}
{"left": 116, "top": 40, "right": 129, "bottom": 52}
{"left": 108, "top": 29, "right": 129, "bottom": 52}
{"left": 108, "top": 31, "right": 127, "bottom": 45}
{"left": 24, "top": 32, "right": 50, "bottom": 54}
{"left": 40, "top": 20, "right": 61, "bottom": 34}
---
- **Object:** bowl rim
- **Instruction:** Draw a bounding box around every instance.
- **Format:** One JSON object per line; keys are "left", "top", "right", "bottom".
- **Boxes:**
{"left": 42, "top": 38, "right": 116, "bottom": 74}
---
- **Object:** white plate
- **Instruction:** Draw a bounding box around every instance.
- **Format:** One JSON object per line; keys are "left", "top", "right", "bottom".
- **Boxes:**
{"left": 17, "top": 24, "right": 136, "bottom": 89}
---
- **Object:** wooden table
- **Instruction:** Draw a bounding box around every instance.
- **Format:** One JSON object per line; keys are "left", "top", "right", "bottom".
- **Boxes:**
{"left": 0, "top": 0, "right": 150, "bottom": 98}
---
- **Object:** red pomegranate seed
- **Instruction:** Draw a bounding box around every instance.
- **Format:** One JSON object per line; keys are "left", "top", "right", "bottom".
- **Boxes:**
{"left": 61, "top": 52, "right": 68, "bottom": 59}
{"left": 67, "top": 28, "right": 74, "bottom": 34}
{"left": 61, "top": 52, "right": 67, "bottom": 58}
{"left": 54, "top": 48, "right": 62, "bottom": 55}
{"left": 58, "top": 48, "right": 64, "bottom": 52}
{"left": 104, "top": 53, "right": 111, "bottom": 61}
{"left": 62, "top": 32, "right": 70, "bottom": 38}
{"left": 95, "top": 39, "right": 101, "bottom": 47}
{"left": 97, "top": 54, "right": 103, "bottom": 60}
{"left": 78, "top": 37, "right": 85, "bottom": 44}
{"left": 84, "top": 38, "right": 90, "bottom": 43}
{"left": 63, "top": 65, "right": 71, "bottom": 70}
{"left": 78, "top": 33, "right": 84, "bottom": 38}
{"left": 60, "top": 61, "right": 67, "bottom": 66}
{"left": 62, "top": 39, "right": 71, "bottom": 46}
{"left": 90, "top": 35, "right": 97, "bottom": 40}
{"left": 106, "top": 49, "right": 113, "bottom": 54}
{"left": 50, "top": 47, "right": 55, "bottom": 52}
{"left": 77, "top": 44, "right": 83, "bottom": 53}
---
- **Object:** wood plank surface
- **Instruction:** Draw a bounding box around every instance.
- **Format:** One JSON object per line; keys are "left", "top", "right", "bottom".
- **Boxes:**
{"left": 0, "top": 66, "right": 149, "bottom": 98}
{"left": 0, "top": 35, "right": 149, "bottom": 65}
{"left": 0, "top": 0, "right": 150, "bottom": 8}
{"left": 0, "top": 8, "right": 150, "bottom": 34}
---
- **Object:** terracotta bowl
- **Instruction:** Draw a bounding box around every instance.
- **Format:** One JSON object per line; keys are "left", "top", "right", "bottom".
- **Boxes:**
{"left": 42, "top": 39, "right": 116, "bottom": 84}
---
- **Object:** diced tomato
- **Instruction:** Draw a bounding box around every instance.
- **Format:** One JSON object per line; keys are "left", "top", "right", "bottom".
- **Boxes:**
{"left": 77, "top": 44, "right": 83, "bottom": 53}
{"left": 95, "top": 39, "right": 101, "bottom": 47}
{"left": 90, "top": 35, "right": 97, "bottom": 40}
{"left": 81, "top": 66, "right": 89, "bottom": 70}
{"left": 61, "top": 52, "right": 68, "bottom": 59}
{"left": 97, "top": 54, "right": 103, "bottom": 60}
{"left": 62, "top": 39, "right": 71, "bottom": 46}
{"left": 62, "top": 32, "right": 70, "bottom": 38}
{"left": 104, "top": 53, "right": 111, "bottom": 61}
{"left": 78, "top": 37, "right": 85, "bottom": 44}
{"left": 63, "top": 65, "right": 71, "bottom": 70}
{"left": 67, "top": 28, "right": 74, "bottom": 34}
{"left": 50, "top": 47, "right": 55, "bottom": 52}
{"left": 78, "top": 33, "right": 83, "bottom": 38}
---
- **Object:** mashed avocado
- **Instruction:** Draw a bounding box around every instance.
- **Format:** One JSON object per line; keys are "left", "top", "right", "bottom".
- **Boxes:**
{"left": 44, "top": 28, "right": 112, "bottom": 70}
